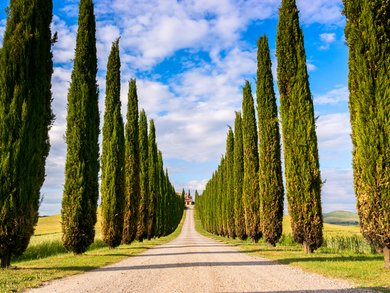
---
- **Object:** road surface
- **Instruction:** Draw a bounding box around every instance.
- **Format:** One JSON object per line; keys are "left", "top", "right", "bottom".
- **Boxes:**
{"left": 30, "top": 206, "right": 372, "bottom": 292}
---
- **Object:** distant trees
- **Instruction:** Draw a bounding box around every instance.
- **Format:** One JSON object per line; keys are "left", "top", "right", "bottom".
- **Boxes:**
{"left": 257, "top": 36, "right": 284, "bottom": 247}
{"left": 198, "top": 1, "right": 327, "bottom": 253}
{"left": 226, "top": 128, "right": 235, "bottom": 238}
{"left": 122, "top": 79, "right": 140, "bottom": 244}
{"left": 61, "top": 0, "right": 100, "bottom": 254}
{"left": 147, "top": 120, "right": 158, "bottom": 240}
{"left": 343, "top": 0, "right": 390, "bottom": 268}
{"left": 276, "top": 0, "right": 322, "bottom": 253}
{"left": 197, "top": 82, "right": 263, "bottom": 242}
{"left": 233, "top": 112, "right": 246, "bottom": 240}
{"left": 242, "top": 81, "right": 261, "bottom": 242}
{"left": 100, "top": 40, "right": 125, "bottom": 248}
{"left": 0, "top": 0, "right": 53, "bottom": 268}
{"left": 137, "top": 110, "right": 149, "bottom": 242}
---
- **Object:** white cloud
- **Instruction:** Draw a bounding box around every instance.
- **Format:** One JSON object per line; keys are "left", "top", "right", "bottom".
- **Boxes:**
{"left": 320, "top": 32, "right": 336, "bottom": 43}
{"left": 314, "top": 86, "right": 348, "bottom": 105}
{"left": 51, "top": 15, "right": 77, "bottom": 63}
{"left": 319, "top": 32, "right": 336, "bottom": 50}
{"left": 321, "top": 169, "right": 355, "bottom": 212}
{"left": 297, "top": 0, "right": 344, "bottom": 25}
{"left": 307, "top": 61, "right": 317, "bottom": 72}
{"left": 187, "top": 179, "right": 208, "bottom": 193}
{"left": 317, "top": 113, "right": 351, "bottom": 150}
{"left": 0, "top": 19, "right": 5, "bottom": 46}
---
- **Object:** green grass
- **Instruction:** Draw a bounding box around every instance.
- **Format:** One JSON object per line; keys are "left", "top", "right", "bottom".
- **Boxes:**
{"left": 195, "top": 212, "right": 390, "bottom": 292}
{"left": 0, "top": 211, "right": 186, "bottom": 293}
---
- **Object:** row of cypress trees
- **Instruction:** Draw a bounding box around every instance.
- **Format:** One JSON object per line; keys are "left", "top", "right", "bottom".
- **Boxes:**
{"left": 61, "top": 0, "right": 184, "bottom": 253}
{"left": 0, "top": 0, "right": 183, "bottom": 267}
{"left": 196, "top": 0, "right": 323, "bottom": 253}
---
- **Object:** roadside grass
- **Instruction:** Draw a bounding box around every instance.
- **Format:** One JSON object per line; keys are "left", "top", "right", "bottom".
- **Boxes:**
{"left": 195, "top": 211, "right": 390, "bottom": 292}
{"left": 0, "top": 210, "right": 186, "bottom": 293}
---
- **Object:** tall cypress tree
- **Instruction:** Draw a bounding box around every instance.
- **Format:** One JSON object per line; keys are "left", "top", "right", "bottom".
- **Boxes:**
{"left": 147, "top": 119, "right": 158, "bottom": 239}
{"left": 226, "top": 127, "right": 235, "bottom": 238}
{"left": 156, "top": 150, "right": 164, "bottom": 237}
{"left": 100, "top": 40, "right": 124, "bottom": 248}
{"left": 122, "top": 79, "right": 140, "bottom": 244}
{"left": 276, "top": 0, "right": 323, "bottom": 253}
{"left": 242, "top": 81, "right": 261, "bottom": 242}
{"left": 136, "top": 109, "right": 148, "bottom": 241}
{"left": 343, "top": 0, "right": 390, "bottom": 268}
{"left": 257, "top": 35, "right": 284, "bottom": 247}
{"left": 61, "top": 0, "right": 100, "bottom": 254}
{"left": 0, "top": 0, "right": 53, "bottom": 268}
{"left": 233, "top": 112, "right": 246, "bottom": 240}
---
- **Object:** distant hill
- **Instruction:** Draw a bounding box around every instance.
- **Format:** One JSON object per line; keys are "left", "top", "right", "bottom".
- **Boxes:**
{"left": 323, "top": 211, "right": 359, "bottom": 226}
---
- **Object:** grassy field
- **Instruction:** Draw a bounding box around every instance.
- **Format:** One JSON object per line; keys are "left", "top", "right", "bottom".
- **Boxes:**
{"left": 323, "top": 211, "right": 359, "bottom": 225}
{"left": 195, "top": 212, "right": 390, "bottom": 292}
{"left": 0, "top": 211, "right": 186, "bottom": 293}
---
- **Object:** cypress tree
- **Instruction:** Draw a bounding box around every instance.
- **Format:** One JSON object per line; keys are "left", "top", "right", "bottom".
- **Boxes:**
{"left": 226, "top": 127, "right": 236, "bottom": 238}
{"left": 0, "top": 0, "right": 53, "bottom": 268}
{"left": 221, "top": 157, "right": 228, "bottom": 236}
{"left": 233, "top": 112, "right": 246, "bottom": 240}
{"left": 343, "top": 0, "right": 390, "bottom": 268}
{"left": 122, "top": 79, "right": 140, "bottom": 244}
{"left": 136, "top": 109, "right": 148, "bottom": 241}
{"left": 156, "top": 150, "right": 164, "bottom": 237}
{"left": 257, "top": 35, "right": 284, "bottom": 247}
{"left": 100, "top": 40, "right": 124, "bottom": 248}
{"left": 276, "top": 0, "right": 323, "bottom": 253}
{"left": 61, "top": 0, "right": 100, "bottom": 254}
{"left": 242, "top": 81, "right": 261, "bottom": 242}
{"left": 147, "top": 119, "right": 158, "bottom": 239}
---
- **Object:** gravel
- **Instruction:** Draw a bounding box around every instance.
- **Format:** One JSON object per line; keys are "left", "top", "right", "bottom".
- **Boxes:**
{"left": 29, "top": 207, "right": 375, "bottom": 293}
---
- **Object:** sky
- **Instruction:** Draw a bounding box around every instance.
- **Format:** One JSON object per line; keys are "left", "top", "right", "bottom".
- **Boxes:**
{"left": 0, "top": 0, "right": 355, "bottom": 216}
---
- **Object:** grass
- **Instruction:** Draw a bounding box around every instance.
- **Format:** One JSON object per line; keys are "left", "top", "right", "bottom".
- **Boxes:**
{"left": 0, "top": 211, "right": 186, "bottom": 293}
{"left": 323, "top": 211, "right": 359, "bottom": 225}
{"left": 195, "top": 212, "right": 390, "bottom": 292}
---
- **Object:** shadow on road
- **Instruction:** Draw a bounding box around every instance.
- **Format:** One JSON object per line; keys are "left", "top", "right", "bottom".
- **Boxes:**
{"left": 239, "top": 288, "right": 376, "bottom": 293}
{"left": 136, "top": 250, "right": 259, "bottom": 257}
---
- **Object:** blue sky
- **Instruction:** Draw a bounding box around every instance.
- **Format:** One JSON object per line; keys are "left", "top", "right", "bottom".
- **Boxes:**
{"left": 0, "top": 0, "right": 354, "bottom": 215}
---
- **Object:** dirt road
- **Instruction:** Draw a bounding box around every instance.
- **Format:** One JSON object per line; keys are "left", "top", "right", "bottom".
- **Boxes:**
{"left": 29, "top": 207, "right": 372, "bottom": 292}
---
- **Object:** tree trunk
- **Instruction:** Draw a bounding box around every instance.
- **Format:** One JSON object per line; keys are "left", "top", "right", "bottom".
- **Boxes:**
{"left": 303, "top": 241, "right": 313, "bottom": 254}
{"left": 384, "top": 247, "right": 390, "bottom": 269}
{"left": 1, "top": 252, "right": 11, "bottom": 268}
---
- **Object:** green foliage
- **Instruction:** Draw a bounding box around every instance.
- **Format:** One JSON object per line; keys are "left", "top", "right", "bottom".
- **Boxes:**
{"left": 61, "top": 0, "right": 100, "bottom": 254}
{"left": 136, "top": 109, "right": 148, "bottom": 241}
{"left": 0, "top": 0, "right": 53, "bottom": 268}
{"left": 242, "top": 81, "right": 261, "bottom": 242}
{"left": 155, "top": 151, "right": 164, "bottom": 237}
{"left": 256, "top": 35, "right": 284, "bottom": 246}
{"left": 122, "top": 79, "right": 140, "bottom": 244}
{"left": 226, "top": 127, "right": 235, "bottom": 238}
{"left": 147, "top": 120, "right": 158, "bottom": 239}
{"left": 100, "top": 40, "right": 125, "bottom": 248}
{"left": 344, "top": 0, "right": 390, "bottom": 256}
{"left": 233, "top": 112, "right": 246, "bottom": 240}
{"left": 276, "top": 0, "right": 322, "bottom": 253}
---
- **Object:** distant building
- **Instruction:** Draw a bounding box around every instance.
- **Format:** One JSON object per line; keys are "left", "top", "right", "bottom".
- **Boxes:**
{"left": 185, "top": 195, "right": 193, "bottom": 205}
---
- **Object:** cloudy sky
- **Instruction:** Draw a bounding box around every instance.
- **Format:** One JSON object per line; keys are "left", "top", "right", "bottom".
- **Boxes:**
{"left": 0, "top": 0, "right": 354, "bottom": 215}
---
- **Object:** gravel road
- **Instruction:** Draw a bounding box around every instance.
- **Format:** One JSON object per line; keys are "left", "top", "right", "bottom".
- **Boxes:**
{"left": 29, "top": 206, "right": 373, "bottom": 293}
